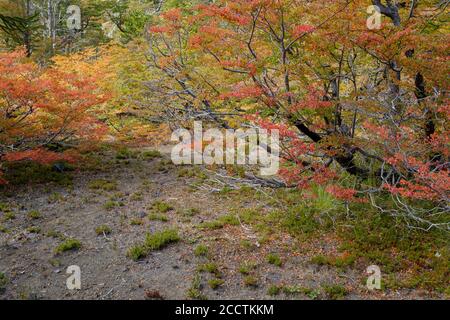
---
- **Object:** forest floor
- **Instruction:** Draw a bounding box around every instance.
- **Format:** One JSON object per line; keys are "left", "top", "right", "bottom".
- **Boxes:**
{"left": 0, "top": 144, "right": 447, "bottom": 300}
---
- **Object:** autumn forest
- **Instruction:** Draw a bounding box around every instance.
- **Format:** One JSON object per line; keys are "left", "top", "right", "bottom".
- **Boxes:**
{"left": 0, "top": 0, "right": 448, "bottom": 301}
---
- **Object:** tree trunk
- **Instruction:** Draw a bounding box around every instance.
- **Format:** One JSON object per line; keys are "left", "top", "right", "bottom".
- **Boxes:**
{"left": 24, "top": 0, "right": 33, "bottom": 57}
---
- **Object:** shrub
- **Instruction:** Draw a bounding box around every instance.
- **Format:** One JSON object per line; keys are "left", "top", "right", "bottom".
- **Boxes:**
{"left": 142, "top": 150, "right": 162, "bottom": 160}
{"left": 267, "top": 285, "right": 281, "bottom": 296}
{"left": 323, "top": 284, "right": 348, "bottom": 300}
{"left": 151, "top": 201, "right": 173, "bottom": 213}
{"left": 1, "top": 160, "right": 74, "bottom": 187}
{"left": 2, "top": 212, "right": 15, "bottom": 221}
{"left": 238, "top": 261, "right": 257, "bottom": 275}
{"left": 55, "top": 239, "right": 81, "bottom": 254}
{"left": 148, "top": 213, "right": 168, "bottom": 222}
{"left": 0, "top": 272, "right": 8, "bottom": 291}
{"left": 103, "top": 201, "right": 119, "bottom": 210}
{"left": 280, "top": 285, "right": 320, "bottom": 299}
{"left": 187, "top": 273, "right": 207, "bottom": 300}
{"left": 0, "top": 50, "right": 106, "bottom": 186}
{"left": 198, "top": 263, "right": 220, "bottom": 277}
{"left": 144, "top": 229, "right": 180, "bottom": 250}
{"left": 27, "top": 210, "right": 41, "bottom": 219}
{"left": 0, "top": 202, "right": 11, "bottom": 212}
{"left": 27, "top": 226, "right": 41, "bottom": 233}
{"left": 243, "top": 276, "right": 258, "bottom": 287}
{"left": 194, "top": 244, "right": 209, "bottom": 257}
{"left": 116, "top": 148, "right": 138, "bottom": 160}
{"left": 180, "top": 208, "right": 200, "bottom": 217}
{"left": 130, "top": 218, "right": 143, "bottom": 226}
{"left": 89, "top": 179, "right": 118, "bottom": 191}
{"left": 208, "top": 278, "right": 224, "bottom": 290}
{"left": 267, "top": 253, "right": 282, "bottom": 267}
{"left": 95, "top": 225, "right": 111, "bottom": 235}
{"left": 48, "top": 192, "right": 64, "bottom": 203}
{"left": 197, "top": 220, "right": 224, "bottom": 230}
{"left": 127, "top": 245, "right": 147, "bottom": 261}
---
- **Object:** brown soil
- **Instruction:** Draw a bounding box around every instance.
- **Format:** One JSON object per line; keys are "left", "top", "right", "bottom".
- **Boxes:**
{"left": 0, "top": 147, "right": 441, "bottom": 300}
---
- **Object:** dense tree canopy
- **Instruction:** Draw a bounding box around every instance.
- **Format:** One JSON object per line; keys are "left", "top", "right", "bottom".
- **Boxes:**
{"left": 0, "top": 0, "right": 448, "bottom": 230}
{"left": 0, "top": 49, "right": 107, "bottom": 175}
{"left": 145, "top": 0, "right": 449, "bottom": 229}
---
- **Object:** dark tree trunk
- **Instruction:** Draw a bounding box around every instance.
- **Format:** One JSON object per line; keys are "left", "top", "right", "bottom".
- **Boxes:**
{"left": 292, "top": 120, "right": 368, "bottom": 179}
{"left": 24, "top": 0, "right": 32, "bottom": 57}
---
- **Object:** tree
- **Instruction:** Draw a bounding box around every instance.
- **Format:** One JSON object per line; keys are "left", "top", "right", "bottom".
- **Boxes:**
{"left": 0, "top": 0, "right": 41, "bottom": 56}
{"left": 0, "top": 49, "right": 108, "bottom": 181}
{"left": 145, "top": 0, "right": 449, "bottom": 230}
{"left": 51, "top": 43, "right": 160, "bottom": 143}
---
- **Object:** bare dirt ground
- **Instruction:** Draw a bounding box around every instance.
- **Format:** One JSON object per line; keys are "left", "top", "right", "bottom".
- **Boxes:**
{"left": 0, "top": 147, "right": 443, "bottom": 300}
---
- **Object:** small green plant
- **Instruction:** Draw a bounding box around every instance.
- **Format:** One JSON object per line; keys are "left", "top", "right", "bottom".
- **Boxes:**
{"left": 109, "top": 192, "right": 125, "bottom": 201}
{"left": 95, "top": 225, "right": 111, "bottom": 236}
{"left": 3, "top": 211, "right": 15, "bottom": 221}
{"left": 27, "top": 226, "right": 41, "bottom": 233}
{"left": 306, "top": 289, "right": 320, "bottom": 300}
{"left": 46, "top": 230, "right": 64, "bottom": 239}
{"left": 187, "top": 273, "right": 207, "bottom": 300}
{"left": 0, "top": 202, "right": 16, "bottom": 221}
{"left": 218, "top": 185, "right": 233, "bottom": 194}
{"left": 240, "top": 240, "right": 254, "bottom": 250}
{"left": 130, "top": 192, "right": 143, "bottom": 201}
{"left": 323, "top": 284, "right": 348, "bottom": 300}
{"left": 282, "top": 285, "right": 317, "bottom": 298}
{"left": 127, "top": 245, "right": 147, "bottom": 261}
{"left": 151, "top": 201, "right": 173, "bottom": 213}
{"left": 88, "top": 179, "right": 118, "bottom": 191}
{"left": 181, "top": 208, "right": 200, "bottom": 217}
{"left": 144, "top": 229, "right": 180, "bottom": 250}
{"left": 279, "top": 206, "right": 320, "bottom": 235}
{"left": 197, "top": 220, "right": 224, "bottom": 230}
{"left": 128, "top": 229, "right": 180, "bottom": 261}
{"left": 310, "top": 254, "right": 355, "bottom": 269}
{"left": 198, "top": 263, "right": 220, "bottom": 277}
{"left": 239, "top": 265, "right": 250, "bottom": 275}
{"left": 198, "top": 214, "right": 239, "bottom": 230}
{"left": 333, "top": 255, "right": 356, "bottom": 268}
{"left": 208, "top": 278, "right": 224, "bottom": 290}
{"left": 194, "top": 244, "right": 209, "bottom": 257}
{"left": 310, "top": 255, "right": 328, "bottom": 266}
{"left": 0, "top": 272, "right": 8, "bottom": 291}
{"left": 312, "top": 185, "right": 336, "bottom": 212}
{"left": 48, "top": 258, "right": 61, "bottom": 267}
{"left": 148, "top": 213, "right": 168, "bottom": 222}
{"left": 48, "top": 192, "right": 64, "bottom": 203}
{"left": 27, "top": 210, "right": 41, "bottom": 219}
{"left": 0, "top": 225, "right": 8, "bottom": 233}
{"left": 103, "top": 200, "right": 119, "bottom": 210}
{"left": 116, "top": 148, "right": 138, "bottom": 160}
{"left": 267, "top": 285, "right": 281, "bottom": 296}
{"left": 243, "top": 276, "right": 258, "bottom": 287}
{"left": 156, "top": 160, "right": 171, "bottom": 172}
{"left": 218, "top": 214, "right": 240, "bottom": 225}
{"left": 55, "top": 238, "right": 81, "bottom": 255}
{"left": 282, "top": 285, "right": 303, "bottom": 295}
{"left": 238, "top": 261, "right": 257, "bottom": 275}
{"left": 267, "top": 253, "right": 282, "bottom": 267}
{"left": 187, "top": 287, "right": 206, "bottom": 300}
{"left": 177, "top": 168, "right": 194, "bottom": 178}
{"left": 130, "top": 218, "right": 143, "bottom": 226}
{"left": 192, "top": 168, "right": 207, "bottom": 179}
{"left": 1, "top": 161, "right": 73, "bottom": 186}
{"left": 0, "top": 202, "right": 11, "bottom": 212}
{"left": 226, "top": 165, "right": 246, "bottom": 178}
{"left": 142, "top": 150, "right": 162, "bottom": 160}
